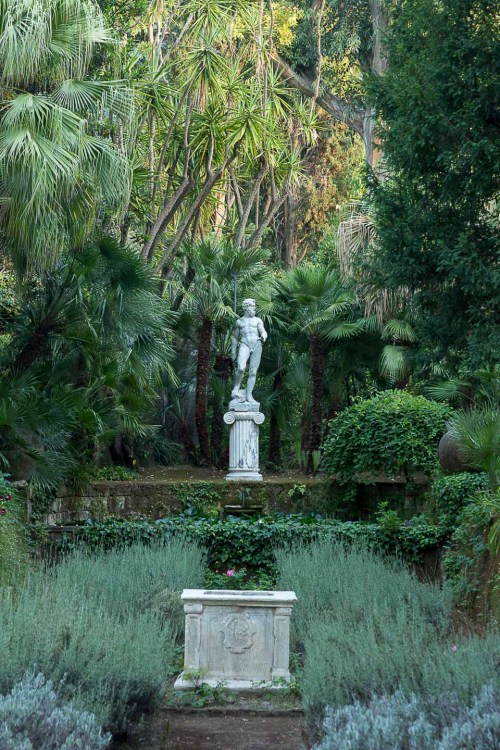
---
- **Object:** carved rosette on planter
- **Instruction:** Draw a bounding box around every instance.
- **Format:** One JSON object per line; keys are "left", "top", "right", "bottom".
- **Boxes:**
{"left": 224, "top": 401, "right": 265, "bottom": 481}
{"left": 174, "top": 589, "right": 297, "bottom": 690}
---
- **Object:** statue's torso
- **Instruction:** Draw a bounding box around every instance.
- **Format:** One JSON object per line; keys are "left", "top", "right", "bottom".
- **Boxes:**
{"left": 238, "top": 316, "right": 261, "bottom": 348}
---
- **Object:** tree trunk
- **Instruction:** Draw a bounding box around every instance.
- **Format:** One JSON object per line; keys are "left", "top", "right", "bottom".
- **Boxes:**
{"left": 211, "top": 352, "right": 233, "bottom": 467}
{"left": 177, "top": 418, "right": 198, "bottom": 465}
{"left": 14, "top": 320, "right": 56, "bottom": 371}
{"left": 195, "top": 317, "right": 213, "bottom": 464}
{"left": 309, "top": 334, "right": 325, "bottom": 468}
{"left": 283, "top": 190, "right": 299, "bottom": 268}
{"left": 268, "top": 371, "right": 283, "bottom": 467}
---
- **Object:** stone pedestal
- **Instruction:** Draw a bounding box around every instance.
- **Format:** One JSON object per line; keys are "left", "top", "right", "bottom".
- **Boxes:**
{"left": 174, "top": 589, "right": 297, "bottom": 690}
{"left": 224, "top": 402, "right": 264, "bottom": 481}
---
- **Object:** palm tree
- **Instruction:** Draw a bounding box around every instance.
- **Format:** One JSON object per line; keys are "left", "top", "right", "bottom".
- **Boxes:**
{"left": 448, "top": 407, "right": 500, "bottom": 492}
{"left": 0, "top": 0, "right": 131, "bottom": 274}
{"left": 258, "top": 339, "right": 293, "bottom": 468}
{"left": 277, "top": 264, "right": 363, "bottom": 469}
{"left": 117, "top": 0, "right": 317, "bottom": 275}
{"left": 169, "top": 240, "right": 270, "bottom": 464}
{"left": 0, "top": 237, "right": 175, "bottom": 488}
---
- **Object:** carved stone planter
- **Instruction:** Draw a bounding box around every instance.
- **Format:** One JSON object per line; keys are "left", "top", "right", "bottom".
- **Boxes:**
{"left": 174, "top": 589, "right": 297, "bottom": 690}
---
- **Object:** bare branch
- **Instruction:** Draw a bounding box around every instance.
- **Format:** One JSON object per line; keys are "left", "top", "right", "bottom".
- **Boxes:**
{"left": 246, "top": 192, "right": 287, "bottom": 251}
{"left": 228, "top": 167, "right": 243, "bottom": 220}
{"left": 270, "top": 50, "right": 364, "bottom": 136}
{"left": 234, "top": 162, "right": 269, "bottom": 249}
{"left": 155, "top": 149, "right": 240, "bottom": 273}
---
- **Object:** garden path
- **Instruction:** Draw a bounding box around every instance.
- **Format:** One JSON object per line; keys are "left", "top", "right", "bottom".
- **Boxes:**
{"left": 113, "top": 706, "right": 306, "bottom": 750}
{"left": 168, "top": 711, "right": 306, "bottom": 749}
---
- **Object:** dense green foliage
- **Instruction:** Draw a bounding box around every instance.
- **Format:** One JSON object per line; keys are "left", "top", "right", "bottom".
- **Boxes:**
{"left": 0, "top": 672, "right": 110, "bottom": 750}
{"left": 442, "top": 494, "right": 498, "bottom": 610}
{"left": 1, "top": 0, "right": 497, "bottom": 480}
{"left": 0, "top": 0, "right": 130, "bottom": 275}
{"left": 0, "top": 474, "right": 29, "bottom": 586}
{"left": 314, "top": 685, "right": 500, "bottom": 750}
{"left": 61, "top": 513, "right": 444, "bottom": 574}
{"left": 276, "top": 541, "right": 499, "bottom": 736}
{"left": 321, "top": 391, "right": 451, "bottom": 483}
{"left": 448, "top": 406, "right": 500, "bottom": 490}
{"left": 431, "top": 473, "right": 488, "bottom": 533}
{"left": 370, "top": 0, "right": 500, "bottom": 366}
{"left": 0, "top": 541, "right": 205, "bottom": 733}
{"left": 0, "top": 238, "right": 174, "bottom": 491}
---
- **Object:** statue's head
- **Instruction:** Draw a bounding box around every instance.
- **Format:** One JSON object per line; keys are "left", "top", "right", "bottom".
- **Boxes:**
{"left": 242, "top": 298, "right": 256, "bottom": 316}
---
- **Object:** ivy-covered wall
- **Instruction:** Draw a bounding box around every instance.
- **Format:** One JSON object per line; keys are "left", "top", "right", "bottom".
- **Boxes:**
{"left": 47, "top": 475, "right": 430, "bottom": 524}
{"left": 48, "top": 478, "right": 338, "bottom": 523}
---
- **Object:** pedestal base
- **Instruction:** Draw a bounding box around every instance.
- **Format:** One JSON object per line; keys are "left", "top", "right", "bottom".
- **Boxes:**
{"left": 224, "top": 408, "right": 265, "bottom": 482}
{"left": 225, "top": 470, "right": 263, "bottom": 482}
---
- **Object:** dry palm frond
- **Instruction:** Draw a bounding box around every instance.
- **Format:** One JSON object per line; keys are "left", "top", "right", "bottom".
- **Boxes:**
{"left": 336, "top": 201, "right": 412, "bottom": 325}
{"left": 336, "top": 201, "right": 376, "bottom": 280}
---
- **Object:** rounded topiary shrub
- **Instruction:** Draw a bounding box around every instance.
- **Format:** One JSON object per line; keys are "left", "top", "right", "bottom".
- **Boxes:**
{"left": 321, "top": 390, "right": 451, "bottom": 484}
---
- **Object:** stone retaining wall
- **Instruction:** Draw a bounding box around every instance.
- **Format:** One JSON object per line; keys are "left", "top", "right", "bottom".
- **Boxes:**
{"left": 47, "top": 474, "right": 429, "bottom": 524}
{"left": 48, "top": 478, "right": 340, "bottom": 523}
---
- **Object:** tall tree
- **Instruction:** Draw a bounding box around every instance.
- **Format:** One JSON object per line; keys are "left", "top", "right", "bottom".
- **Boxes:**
{"left": 369, "top": 0, "right": 500, "bottom": 369}
{"left": 271, "top": 0, "right": 391, "bottom": 164}
{"left": 276, "top": 264, "right": 363, "bottom": 468}
{"left": 111, "top": 0, "right": 318, "bottom": 275}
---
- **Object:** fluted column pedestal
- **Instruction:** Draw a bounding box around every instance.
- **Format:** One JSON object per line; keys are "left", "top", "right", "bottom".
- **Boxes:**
{"left": 224, "top": 404, "right": 265, "bottom": 481}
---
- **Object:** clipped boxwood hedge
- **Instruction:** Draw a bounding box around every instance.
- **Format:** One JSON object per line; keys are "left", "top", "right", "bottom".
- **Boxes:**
{"left": 321, "top": 391, "right": 451, "bottom": 487}
{"left": 58, "top": 514, "right": 446, "bottom": 574}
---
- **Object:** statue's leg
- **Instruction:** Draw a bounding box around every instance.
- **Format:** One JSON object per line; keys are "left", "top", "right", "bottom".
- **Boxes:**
{"left": 246, "top": 341, "right": 262, "bottom": 402}
{"left": 231, "top": 344, "right": 250, "bottom": 397}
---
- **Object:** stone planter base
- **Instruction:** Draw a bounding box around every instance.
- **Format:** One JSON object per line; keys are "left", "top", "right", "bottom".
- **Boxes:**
{"left": 173, "top": 676, "right": 287, "bottom": 691}
{"left": 175, "top": 589, "right": 297, "bottom": 691}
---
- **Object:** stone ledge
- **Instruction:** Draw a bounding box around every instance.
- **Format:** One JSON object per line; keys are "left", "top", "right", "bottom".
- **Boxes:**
{"left": 173, "top": 677, "right": 293, "bottom": 691}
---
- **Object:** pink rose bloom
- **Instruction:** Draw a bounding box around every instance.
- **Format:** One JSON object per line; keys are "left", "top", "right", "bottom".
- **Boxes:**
{"left": 451, "top": 645, "right": 457, "bottom": 652}
{"left": 226, "top": 569, "right": 235, "bottom": 577}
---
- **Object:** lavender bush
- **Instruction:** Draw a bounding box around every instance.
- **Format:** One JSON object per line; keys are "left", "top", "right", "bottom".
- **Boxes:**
{"left": 0, "top": 672, "right": 110, "bottom": 750}
{"left": 314, "top": 685, "right": 500, "bottom": 750}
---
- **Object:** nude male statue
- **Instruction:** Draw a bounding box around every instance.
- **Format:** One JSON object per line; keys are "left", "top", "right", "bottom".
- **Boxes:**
{"left": 231, "top": 298, "right": 267, "bottom": 404}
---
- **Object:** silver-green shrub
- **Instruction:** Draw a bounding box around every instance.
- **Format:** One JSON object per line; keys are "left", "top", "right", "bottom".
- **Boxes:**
{"left": 314, "top": 684, "right": 500, "bottom": 750}
{"left": 0, "top": 671, "right": 110, "bottom": 750}
{"left": 276, "top": 541, "right": 499, "bottom": 733}
{"left": 0, "top": 541, "right": 205, "bottom": 734}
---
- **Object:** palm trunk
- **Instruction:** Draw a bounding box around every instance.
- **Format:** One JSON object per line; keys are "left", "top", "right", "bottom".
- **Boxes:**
{"left": 268, "top": 371, "right": 283, "bottom": 467}
{"left": 177, "top": 419, "right": 199, "bottom": 465}
{"left": 211, "top": 353, "right": 233, "bottom": 467}
{"left": 309, "top": 334, "right": 325, "bottom": 468}
{"left": 283, "top": 191, "right": 299, "bottom": 268}
{"left": 195, "top": 317, "right": 213, "bottom": 464}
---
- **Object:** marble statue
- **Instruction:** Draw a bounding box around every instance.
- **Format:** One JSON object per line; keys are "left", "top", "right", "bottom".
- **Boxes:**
{"left": 231, "top": 298, "right": 267, "bottom": 405}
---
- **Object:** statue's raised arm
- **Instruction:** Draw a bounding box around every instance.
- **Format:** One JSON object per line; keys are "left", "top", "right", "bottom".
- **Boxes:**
{"left": 230, "top": 298, "right": 266, "bottom": 405}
